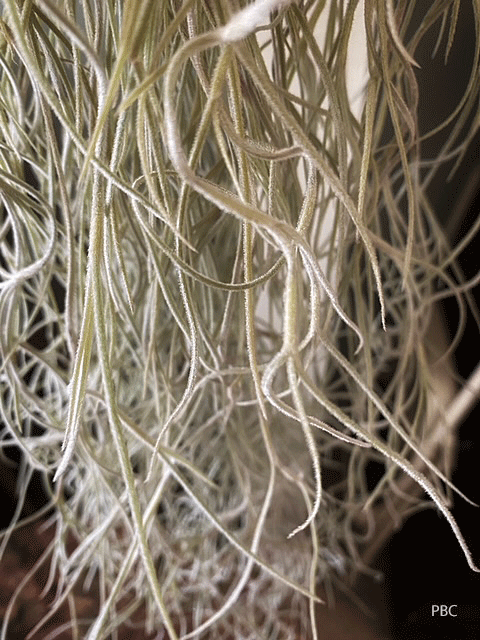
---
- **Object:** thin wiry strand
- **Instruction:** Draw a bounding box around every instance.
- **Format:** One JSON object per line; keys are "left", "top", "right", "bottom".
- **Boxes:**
{"left": 1, "top": 1, "right": 480, "bottom": 639}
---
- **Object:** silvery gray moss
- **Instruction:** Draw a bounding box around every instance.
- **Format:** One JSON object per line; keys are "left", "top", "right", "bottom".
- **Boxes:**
{"left": 0, "top": 0, "right": 479, "bottom": 638}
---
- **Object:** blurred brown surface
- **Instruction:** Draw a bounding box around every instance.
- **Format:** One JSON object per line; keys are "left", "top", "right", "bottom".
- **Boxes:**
{"left": 0, "top": 515, "right": 390, "bottom": 640}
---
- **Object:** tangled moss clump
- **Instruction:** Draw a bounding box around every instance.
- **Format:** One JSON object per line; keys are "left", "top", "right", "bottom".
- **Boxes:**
{"left": 0, "top": 1, "right": 479, "bottom": 638}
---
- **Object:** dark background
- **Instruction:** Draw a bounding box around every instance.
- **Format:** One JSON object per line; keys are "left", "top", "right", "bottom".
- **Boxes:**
{"left": 382, "top": 2, "right": 480, "bottom": 637}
